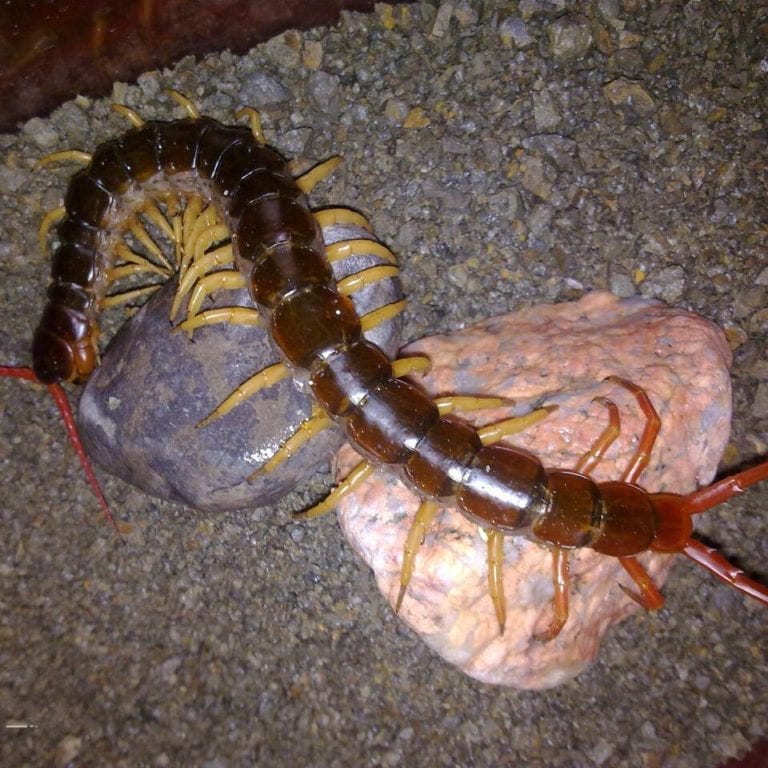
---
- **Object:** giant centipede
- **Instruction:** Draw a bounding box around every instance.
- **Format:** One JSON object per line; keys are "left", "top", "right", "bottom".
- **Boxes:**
{"left": 20, "top": 94, "right": 768, "bottom": 637}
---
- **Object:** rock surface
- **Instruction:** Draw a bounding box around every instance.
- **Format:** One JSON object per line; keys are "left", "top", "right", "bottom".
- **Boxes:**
{"left": 336, "top": 292, "right": 733, "bottom": 688}
{"left": 78, "top": 224, "right": 403, "bottom": 511}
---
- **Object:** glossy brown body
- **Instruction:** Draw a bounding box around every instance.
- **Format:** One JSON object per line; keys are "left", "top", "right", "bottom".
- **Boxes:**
{"left": 34, "top": 114, "right": 681, "bottom": 563}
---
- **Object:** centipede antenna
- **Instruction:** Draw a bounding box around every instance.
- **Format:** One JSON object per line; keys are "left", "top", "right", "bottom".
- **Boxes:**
{"left": 166, "top": 89, "right": 201, "bottom": 119}
{"left": 336, "top": 265, "right": 400, "bottom": 297}
{"left": 37, "top": 206, "right": 66, "bottom": 258}
{"left": 314, "top": 208, "right": 373, "bottom": 232}
{"left": 359, "top": 300, "right": 407, "bottom": 333}
{"left": 295, "top": 156, "right": 343, "bottom": 193}
{"left": 111, "top": 103, "right": 145, "bottom": 128}
{"left": 235, "top": 107, "right": 265, "bottom": 144}
{"left": 247, "top": 407, "right": 333, "bottom": 480}
{"left": 196, "top": 362, "right": 290, "bottom": 429}
{"left": 326, "top": 239, "right": 397, "bottom": 265}
{"left": 35, "top": 150, "right": 93, "bottom": 169}
{"left": 295, "top": 460, "right": 375, "bottom": 520}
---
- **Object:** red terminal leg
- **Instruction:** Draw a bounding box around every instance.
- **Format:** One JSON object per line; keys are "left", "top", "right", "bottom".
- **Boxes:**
{"left": 1, "top": 365, "right": 120, "bottom": 534}
{"left": 668, "top": 460, "right": 768, "bottom": 605}
{"left": 683, "top": 538, "right": 768, "bottom": 605}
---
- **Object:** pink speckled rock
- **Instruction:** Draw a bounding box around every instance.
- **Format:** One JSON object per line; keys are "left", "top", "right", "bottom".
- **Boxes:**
{"left": 335, "top": 292, "right": 733, "bottom": 689}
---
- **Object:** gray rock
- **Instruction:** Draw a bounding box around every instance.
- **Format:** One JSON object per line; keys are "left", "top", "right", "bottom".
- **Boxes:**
{"left": 499, "top": 17, "right": 534, "bottom": 49}
{"left": 548, "top": 15, "right": 593, "bottom": 60}
{"left": 78, "top": 226, "right": 403, "bottom": 512}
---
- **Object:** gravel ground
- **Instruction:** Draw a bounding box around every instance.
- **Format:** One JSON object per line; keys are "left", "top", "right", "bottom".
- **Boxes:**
{"left": 1, "top": 1, "right": 767, "bottom": 766}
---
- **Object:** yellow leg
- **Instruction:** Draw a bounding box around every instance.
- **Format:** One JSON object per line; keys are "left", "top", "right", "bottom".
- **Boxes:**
{"left": 359, "top": 300, "right": 407, "bottom": 334}
{"left": 235, "top": 106, "right": 265, "bottom": 144}
{"left": 127, "top": 217, "right": 170, "bottom": 264}
{"left": 434, "top": 395, "right": 508, "bottom": 415}
{"left": 115, "top": 243, "right": 173, "bottom": 278}
{"left": 156, "top": 190, "right": 182, "bottom": 218}
{"left": 112, "top": 242, "right": 174, "bottom": 276}
{"left": 185, "top": 270, "right": 247, "bottom": 322}
{"left": 247, "top": 407, "right": 333, "bottom": 480}
{"left": 477, "top": 405, "right": 557, "bottom": 446}
{"left": 295, "top": 459, "right": 375, "bottom": 520}
{"left": 38, "top": 206, "right": 65, "bottom": 257}
{"left": 171, "top": 242, "right": 234, "bottom": 320}
{"left": 101, "top": 284, "right": 162, "bottom": 308}
{"left": 486, "top": 529, "right": 506, "bottom": 635}
{"left": 391, "top": 356, "right": 432, "bottom": 378}
{"left": 139, "top": 198, "right": 178, "bottom": 248}
{"left": 35, "top": 150, "right": 92, "bottom": 169}
{"left": 111, "top": 103, "right": 145, "bottom": 128}
{"left": 107, "top": 262, "right": 169, "bottom": 282}
{"left": 295, "top": 157, "right": 343, "bottom": 193}
{"left": 181, "top": 203, "right": 224, "bottom": 276}
{"left": 534, "top": 547, "right": 570, "bottom": 641}
{"left": 396, "top": 499, "right": 440, "bottom": 611}
{"left": 166, "top": 89, "right": 201, "bottom": 119}
{"left": 174, "top": 307, "right": 264, "bottom": 334}
{"left": 196, "top": 362, "right": 290, "bottom": 429}
{"left": 188, "top": 222, "right": 230, "bottom": 264}
{"left": 314, "top": 208, "right": 373, "bottom": 232}
{"left": 336, "top": 265, "right": 400, "bottom": 297}
{"left": 171, "top": 206, "right": 184, "bottom": 266}
{"left": 180, "top": 195, "right": 205, "bottom": 266}
{"left": 326, "top": 238, "right": 396, "bottom": 265}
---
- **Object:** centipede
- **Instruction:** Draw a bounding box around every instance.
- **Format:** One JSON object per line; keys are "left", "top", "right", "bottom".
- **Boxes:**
{"left": 4, "top": 91, "right": 768, "bottom": 639}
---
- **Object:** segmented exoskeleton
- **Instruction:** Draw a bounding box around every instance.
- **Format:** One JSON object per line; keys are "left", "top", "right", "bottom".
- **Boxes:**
{"left": 18, "top": 94, "right": 768, "bottom": 638}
